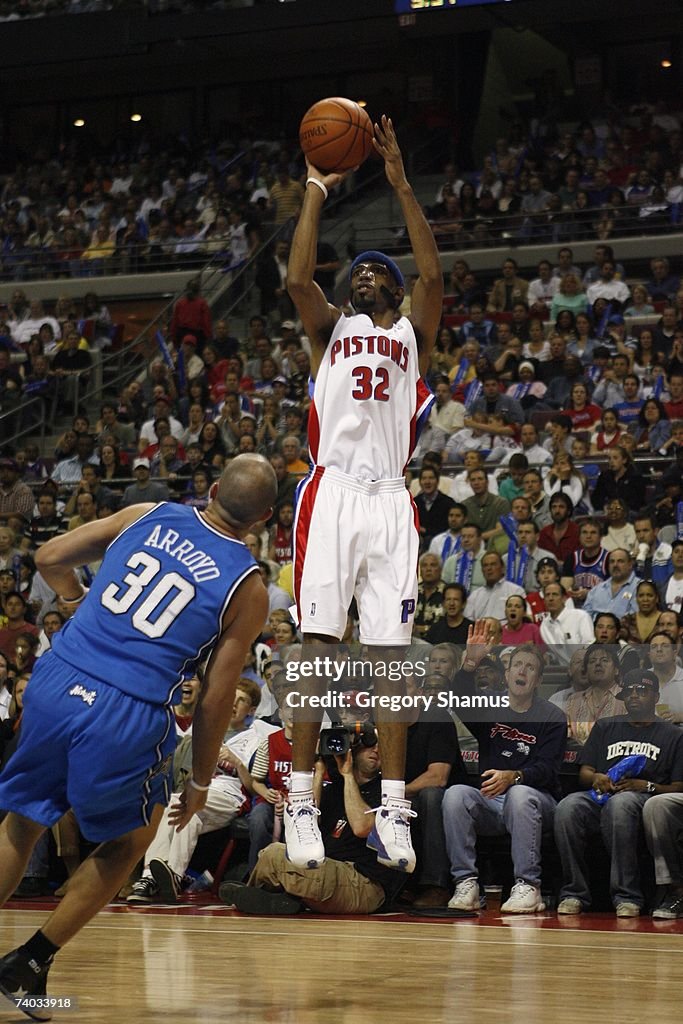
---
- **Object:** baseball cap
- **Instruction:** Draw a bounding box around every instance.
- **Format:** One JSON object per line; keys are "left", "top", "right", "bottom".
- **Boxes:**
{"left": 608, "top": 314, "right": 625, "bottom": 326}
{"left": 133, "top": 457, "right": 150, "bottom": 470}
{"left": 181, "top": 334, "right": 197, "bottom": 346}
{"left": 518, "top": 361, "right": 535, "bottom": 374}
{"left": 350, "top": 250, "right": 405, "bottom": 289}
{"left": 280, "top": 320, "right": 297, "bottom": 331}
{"left": 476, "top": 653, "right": 504, "bottom": 676}
{"left": 536, "top": 557, "right": 559, "bottom": 575}
{"left": 273, "top": 376, "right": 288, "bottom": 385}
{"left": 616, "top": 668, "right": 659, "bottom": 702}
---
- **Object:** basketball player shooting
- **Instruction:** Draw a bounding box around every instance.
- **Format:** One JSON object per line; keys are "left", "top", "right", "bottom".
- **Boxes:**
{"left": 285, "top": 115, "right": 444, "bottom": 872}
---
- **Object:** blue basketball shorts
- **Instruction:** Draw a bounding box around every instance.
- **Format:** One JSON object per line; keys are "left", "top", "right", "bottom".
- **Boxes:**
{"left": 0, "top": 653, "right": 176, "bottom": 842}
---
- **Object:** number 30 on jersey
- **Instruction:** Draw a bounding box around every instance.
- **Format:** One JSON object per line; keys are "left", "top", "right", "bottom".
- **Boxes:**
{"left": 100, "top": 551, "right": 195, "bottom": 638}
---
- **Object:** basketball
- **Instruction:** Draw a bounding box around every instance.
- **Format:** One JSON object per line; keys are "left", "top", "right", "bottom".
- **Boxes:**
{"left": 299, "top": 97, "right": 374, "bottom": 174}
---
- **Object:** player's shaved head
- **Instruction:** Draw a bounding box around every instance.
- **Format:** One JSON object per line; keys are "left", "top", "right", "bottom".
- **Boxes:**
{"left": 214, "top": 454, "right": 277, "bottom": 530}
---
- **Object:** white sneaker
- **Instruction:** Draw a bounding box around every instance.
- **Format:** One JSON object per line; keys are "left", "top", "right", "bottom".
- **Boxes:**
{"left": 500, "top": 880, "right": 546, "bottom": 914}
{"left": 615, "top": 902, "right": 640, "bottom": 918}
{"left": 557, "top": 897, "right": 583, "bottom": 915}
{"left": 448, "top": 877, "right": 480, "bottom": 911}
{"left": 284, "top": 793, "right": 325, "bottom": 869}
{"left": 366, "top": 797, "right": 417, "bottom": 873}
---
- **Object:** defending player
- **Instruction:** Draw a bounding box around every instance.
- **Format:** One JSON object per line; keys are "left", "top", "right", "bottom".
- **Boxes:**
{"left": 285, "top": 115, "right": 444, "bottom": 872}
{"left": 0, "top": 454, "right": 276, "bottom": 1019}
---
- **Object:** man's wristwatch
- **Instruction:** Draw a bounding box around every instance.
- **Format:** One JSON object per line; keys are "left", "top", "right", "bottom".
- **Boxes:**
{"left": 645, "top": 781, "right": 656, "bottom": 794}
{"left": 513, "top": 771, "right": 523, "bottom": 785}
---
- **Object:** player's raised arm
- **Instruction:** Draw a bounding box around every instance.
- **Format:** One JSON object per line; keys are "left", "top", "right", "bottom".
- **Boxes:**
{"left": 374, "top": 115, "right": 443, "bottom": 372}
{"left": 35, "top": 503, "right": 156, "bottom": 600}
{"left": 287, "top": 163, "right": 346, "bottom": 370}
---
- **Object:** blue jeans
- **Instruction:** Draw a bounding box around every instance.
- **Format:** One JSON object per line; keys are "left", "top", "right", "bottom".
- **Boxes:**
{"left": 248, "top": 802, "right": 276, "bottom": 872}
{"left": 554, "top": 790, "right": 649, "bottom": 909}
{"left": 442, "top": 784, "right": 557, "bottom": 888}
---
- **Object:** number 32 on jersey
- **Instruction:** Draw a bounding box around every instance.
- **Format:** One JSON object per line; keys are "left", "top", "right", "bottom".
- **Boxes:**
{"left": 100, "top": 551, "right": 195, "bottom": 638}
{"left": 351, "top": 365, "right": 390, "bottom": 402}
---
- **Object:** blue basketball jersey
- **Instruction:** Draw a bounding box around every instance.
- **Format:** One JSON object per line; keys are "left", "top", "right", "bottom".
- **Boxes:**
{"left": 52, "top": 503, "right": 257, "bottom": 705}
{"left": 571, "top": 546, "right": 610, "bottom": 591}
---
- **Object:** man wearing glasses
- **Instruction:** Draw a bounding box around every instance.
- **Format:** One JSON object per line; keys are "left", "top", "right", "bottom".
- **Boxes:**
{"left": 554, "top": 668, "right": 683, "bottom": 917}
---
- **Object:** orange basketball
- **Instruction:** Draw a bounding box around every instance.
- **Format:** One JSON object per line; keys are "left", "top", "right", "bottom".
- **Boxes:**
{"left": 299, "top": 97, "right": 374, "bottom": 174}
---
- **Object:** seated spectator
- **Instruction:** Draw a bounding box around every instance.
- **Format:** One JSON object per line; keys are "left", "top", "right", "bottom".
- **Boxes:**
{"left": 633, "top": 514, "right": 673, "bottom": 587}
{"left": 522, "top": 318, "right": 551, "bottom": 362}
{"left": 555, "top": 669, "right": 683, "bottom": 918}
{"left": 661, "top": 540, "right": 683, "bottom": 615}
{"left": 442, "top": 522, "right": 486, "bottom": 589}
{"left": 463, "top": 552, "right": 525, "bottom": 622}
{"left": 487, "top": 258, "right": 529, "bottom": 313}
{"left": 522, "top": 468, "right": 552, "bottom": 529}
{"left": 429, "top": 504, "right": 467, "bottom": 563}
{"left": 538, "top": 493, "right": 581, "bottom": 562}
{"left": 561, "top": 518, "right": 609, "bottom": 606}
{"left": 120, "top": 458, "right": 169, "bottom": 507}
{"left": 244, "top": 700, "right": 294, "bottom": 871}
{"left": 645, "top": 257, "right": 680, "bottom": 304}
{"left": 539, "top": 583, "right": 594, "bottom": 664}
{"left": 457, "top": 303, "right": 497, "bottom": 350}
{"left": 647, "top": 632, "right": 683, "bottom": 724}
{"left": 613, "top": 375, "right": 644, "bottom": 428}
{"left": 180, "top": 468, "right": 212, "bottom": 509}
{"left": 543, "top": 453, "right": 589, "bottom": 511}
{"left": 630, "top": 398, "right": 670, "bottom": 452}
{"left": 415, "top": 467, "right": 456, "bottom": 549}
{"left": 0, "top": 457, "right": 35, "bottom": 527}
{"left": 463, "top": 467, "right": 511, "bottom": 548}
{"left": 222, "top": 725, "right": 405, "bottom": 916}
{"left": 393, "top": 674, "right": 468, "bottom": 915}
{"left": 583, "top": 548, "right": 639, "bottom": 618}
{"left": 508, "top": 518, "right": 555, "bottom": 592}
{"left": 444, "top": 633, "right": 566, "bottom": 914}
{"left": 567, "top": 312, "right": 599, "bottom": 366}
{"left": 564, "top": 382, "right": 602, "bottom": 430}
{"left": 590, "top": 409, "right": 625, "bottom": 453}
{"left": 601, "top": 497, "right": 637, "bottom": 555}
{"left": 425, "top": 583, "right": 472, "bottom": 645}
{"left": 550, "top": 272, "right": 587, "bottom": 321}
{"left": 268, "top": 502, "right": 293, "bottom": 566}
{"left": 591, "top": 445, "right": 646, "bottom": 512}
{"left": 619, "top": 580, "right": 663, "bottom": 644}
{"left": 643, "top": 793, "right": 683, "bottom": 919}
{"left": 527, "top": 259, "right": 559, "bottom": 313}
{"left": 413, "top": 553, "right": 445, "bottom": 639}
{"left": 128, "top": 681, "right": 274, "bottom": 904}
{"left": 549, "top": 648, "right": 590, "bottom": 714}
{"left": 624, "top": 284, "right": 655, "bottom": 318}
{"left": 0, "top": 592, "right": 39, "bottom": 663}
{"left": 586, "top": 260, "right": 631, "bottom": 309}
{"left": 501, "top": 594, "right": 543, "bottom": 647}
{"left": 280, "top": 436, "right": 309, "bottom": 476}
{"left": 631, "top": 328, "right": 666, "bottom": 385}
{"left": 564, "top": 644, "right": 626, "bottom": 747}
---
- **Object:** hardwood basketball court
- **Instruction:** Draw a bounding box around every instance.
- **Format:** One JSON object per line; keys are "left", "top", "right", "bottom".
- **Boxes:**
{"left": 2, "top": 901, "right": 682, "bottom": 1023}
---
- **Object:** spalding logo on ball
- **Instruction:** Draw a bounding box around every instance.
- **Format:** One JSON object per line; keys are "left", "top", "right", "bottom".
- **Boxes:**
{"left": 299, "top": 97, "right": 374, "bottom": 174}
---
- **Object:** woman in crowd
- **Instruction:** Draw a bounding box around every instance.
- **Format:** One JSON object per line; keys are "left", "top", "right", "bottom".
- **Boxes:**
{"left": 566, "top": 312, "right": 598, "bottom": 365}
{"left": 630, "top": 398, "right": 671, "bottom": 452}
{"left": 619, "top": 580, "right": 663, "bottom": 644}
{"left": 197, "top": 420, "right": 226, "bottom": 467}
{"left": 590, "top": 409, "right": 625, "bottom": 453}
{"left": 564, "top": 381, "right": 602, "bottom": 430}
{"left": 624, "top": 284, "right": 655, "bottom": 318}
{"left": 550, "top": 272, "right": 587, "bottom": 321}
{"left": 522, "top": 318, "right": 550, "bottom": 362}
{"left": 99, "top": 441, "right": 127, "bottom": 496}
{"left": 430, "top": 325, "right": 459, "bottom": 377}
{"left": 591, "top": 445, "right": 646, "bottom": 512}
{"left": 631, "top": 327, "right": 666, "bottom": 383}
{"left": 180, "top": 402, "right": 206, "bottom": 448}
{"left": 601, "top": 497, "right": 637, "bottom": 555}
{"left": 501, "top": 594, "right": 544, "bottom": 647}
{"left": 543, "top": 452, "right": 589, "bottom": 510}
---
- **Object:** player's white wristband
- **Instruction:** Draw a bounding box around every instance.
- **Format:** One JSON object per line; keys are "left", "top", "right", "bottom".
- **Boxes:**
{"left": 306, "top": 177, "right": 328, "bottom": 200}
{"left": 188, "top": 777, "right": 211, "bottom": 792}
{"left": 59, "top": 588, "right": 88, "bottom": 605}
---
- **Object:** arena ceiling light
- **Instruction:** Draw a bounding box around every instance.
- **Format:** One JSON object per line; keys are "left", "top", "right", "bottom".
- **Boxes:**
{"left": 73, "top": 118, "right": 85, "bottom": 127}
{"left": 131, "top": 113, "right": 143, "bottom": 122}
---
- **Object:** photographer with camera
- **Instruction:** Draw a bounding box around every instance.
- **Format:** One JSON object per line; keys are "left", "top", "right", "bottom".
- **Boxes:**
{"left": 219, "top": 723, "right": 406, "bottom": 914}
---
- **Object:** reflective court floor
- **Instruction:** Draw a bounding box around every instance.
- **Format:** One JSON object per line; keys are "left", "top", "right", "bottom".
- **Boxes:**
{"left": 1, "top": 902, "right": 682, "bottom": 1024}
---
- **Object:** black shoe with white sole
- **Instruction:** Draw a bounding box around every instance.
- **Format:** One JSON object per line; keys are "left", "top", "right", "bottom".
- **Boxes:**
{"left": 0, "top": 947, "right": 54, "bottom": 1021}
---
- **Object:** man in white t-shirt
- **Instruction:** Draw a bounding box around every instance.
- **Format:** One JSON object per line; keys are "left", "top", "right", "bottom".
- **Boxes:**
{"left": 663, "top": 541, "right": 683, "bottom": 616}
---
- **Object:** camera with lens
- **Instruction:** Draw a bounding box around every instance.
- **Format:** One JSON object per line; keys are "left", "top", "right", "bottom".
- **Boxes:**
{"left": 319, "top": 721, "right": 378, "bottom": 757}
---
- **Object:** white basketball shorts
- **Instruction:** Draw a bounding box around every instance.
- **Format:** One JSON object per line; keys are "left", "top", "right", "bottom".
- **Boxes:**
{"left": 293, "top": 466, "right": 419, "bottom": 645}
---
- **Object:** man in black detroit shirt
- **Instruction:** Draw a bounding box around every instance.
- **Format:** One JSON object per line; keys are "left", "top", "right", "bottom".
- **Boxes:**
{"left": 554, "top": 668, "right": 683, "bottom": 918}
{"left": 443, "top": 623, "right": 567, "bottom": 915}
{"left": 220, "top": 728, "right": 404, "bottom": 914}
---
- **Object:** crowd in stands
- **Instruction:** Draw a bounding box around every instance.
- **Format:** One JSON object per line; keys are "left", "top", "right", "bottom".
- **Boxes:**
{"left": 426, "top": 101, "right": 683, "bottom": 249}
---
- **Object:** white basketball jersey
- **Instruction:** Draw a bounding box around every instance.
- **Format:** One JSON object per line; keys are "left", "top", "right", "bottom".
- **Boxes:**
{"left": 308, "top": 312, "right": 434, "bottom": 480}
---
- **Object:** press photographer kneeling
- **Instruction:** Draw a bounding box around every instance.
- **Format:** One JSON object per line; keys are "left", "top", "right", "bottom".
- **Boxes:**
{"left": 219, "top": 722, "right": 406, "bottom": 914}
